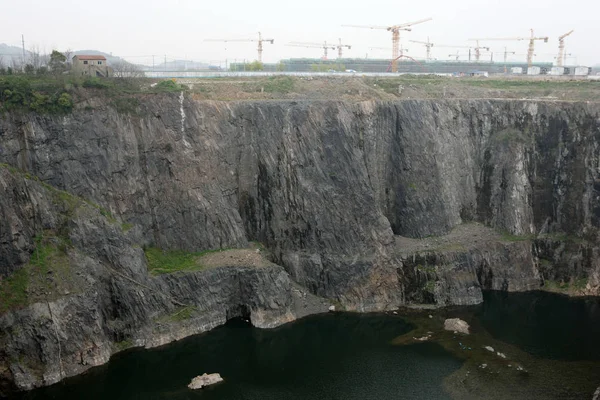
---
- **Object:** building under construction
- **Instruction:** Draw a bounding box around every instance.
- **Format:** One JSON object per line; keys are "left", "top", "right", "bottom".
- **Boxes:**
{"left": 264, "top": 58, "right": 555, "bottom": 74}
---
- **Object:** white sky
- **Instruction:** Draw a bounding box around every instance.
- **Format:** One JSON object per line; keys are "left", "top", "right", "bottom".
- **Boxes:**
{"left": 1, "top": 0, "right": 598, "bottom": 66}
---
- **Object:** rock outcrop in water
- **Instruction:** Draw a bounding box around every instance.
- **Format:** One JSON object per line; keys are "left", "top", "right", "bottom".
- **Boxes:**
{"left": 188, "top": 373, "right": 223, "bottom": 389}
{"left": 444, "top": 318, "right": 470, "bottom": 335}
{"left": 1, "top": 95, "right": 600, "bottom": 392}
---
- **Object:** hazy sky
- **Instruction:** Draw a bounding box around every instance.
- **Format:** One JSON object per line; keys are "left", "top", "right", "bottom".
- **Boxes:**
{"left": 2, "top": 0, "right": 598, "bottom": 66}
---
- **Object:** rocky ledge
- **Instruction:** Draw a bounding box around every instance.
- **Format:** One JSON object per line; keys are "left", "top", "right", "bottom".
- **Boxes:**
{"left": 0, "top": 167, "right": 329, "bottom": 394}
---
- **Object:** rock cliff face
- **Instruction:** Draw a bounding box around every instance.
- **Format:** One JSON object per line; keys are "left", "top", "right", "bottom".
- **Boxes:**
{"left": 1, "top": 95, "right": 599, "bottom": 392}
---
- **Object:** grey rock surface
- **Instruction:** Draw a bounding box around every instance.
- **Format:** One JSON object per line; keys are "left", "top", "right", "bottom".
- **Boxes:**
{"left": 1, "top": 96, "right": 600, "bottom": 392}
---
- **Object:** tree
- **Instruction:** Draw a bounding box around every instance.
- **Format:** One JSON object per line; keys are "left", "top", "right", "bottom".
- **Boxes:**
{"left": 49, "top": 50, "right": 66, "bottom": 74}
{"left": 62, "top": 49, "right": 73, "bottom": 71}
{"left": 28, "top": 45, "right": 43, "bottom": 70}
{"left": 247, "top": 61, "right": 264, "bottom": 71}
{"left": 111, "top": 60, "right": 145, "bottom": 79}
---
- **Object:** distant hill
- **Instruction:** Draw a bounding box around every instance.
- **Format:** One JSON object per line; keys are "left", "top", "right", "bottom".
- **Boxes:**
{"left": 0, "top": 44, "right": 140, "bottom": 69}
{"left": 0, "top": 44, "right": 31, "bottom": 66}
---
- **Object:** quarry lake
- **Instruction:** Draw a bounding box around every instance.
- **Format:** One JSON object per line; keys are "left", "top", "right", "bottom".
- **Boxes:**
{"left": 12, "top": 291, "right": 600, "bottom": 400}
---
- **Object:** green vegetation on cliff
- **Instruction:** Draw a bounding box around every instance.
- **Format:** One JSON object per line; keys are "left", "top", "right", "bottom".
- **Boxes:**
{"left": 0, "top": 232, "right": 72, "bottom": 313}
{"left": 144, "top": 247, "right": 211, "bottom": 275}
{"left": 0, "top": 75, "right": 188, "bottom": 114}
{"left": 0, "top": 76, "right": 73, "bottom": 113}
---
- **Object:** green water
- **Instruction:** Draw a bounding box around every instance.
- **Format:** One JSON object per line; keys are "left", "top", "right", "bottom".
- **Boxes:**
{"left": 11, "top": 291, "right": 600, "bottom": 400}
{"left": 15, "top": 313, "right": 461, "bottom": 400}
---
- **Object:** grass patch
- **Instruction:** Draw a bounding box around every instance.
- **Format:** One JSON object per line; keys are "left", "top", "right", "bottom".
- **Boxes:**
{"left": 144, "top": 247, "right": 225, "bottom": 275}
{"left": 170, "top": 305, "right": 197, "bottom": 321}
{"left": 149, "top": 80, "right": 187, "bottom": 93}
{"left": 539, "top": 232, "right": 588, "bottom": 245}
{"left": 424, "top": 280, "right": 437, "bottom": 292}
{"left": 0, "top": 232, "right": 72, "bottom": 314}
{"left": 492, "top": 128, "right": 532, "bottom": 145}
{"left": 121, "top": 222, "right": 134, "bottom": 232}
{"left": 1, "top": 163, "right": 117, "bottom": 225}
{"left": 416, "top": 264, "right": 436, "bottom": 274}
{"left": 262, "top": 76, "right": 295, "bottom": 93}
{"left": 330, "top": 299, "right": 345, "bottom": 311}
{"left": 543, "top": 277, "right": 588, "bottom": 294}
{"left": 111, "top": 97, "right": 140, "bottom": 115}
{"left": 500, "top": 232, "right": 535, "bottom": 242}
{"left": 0, "top": 269, "right": 29, "bottom": 313}
{"left": 114, "top": 339, "right": 133, "bottom": 351}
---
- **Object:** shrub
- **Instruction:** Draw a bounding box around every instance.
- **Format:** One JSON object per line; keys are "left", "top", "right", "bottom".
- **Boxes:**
{"left": 154, "top": 80, "right": 185, "bottom": 92}
{"left": 0, "top": 76, "right": 73, "bottom": 114}
{"left": 263, "top": 76, "right": 295, "bottom": 93}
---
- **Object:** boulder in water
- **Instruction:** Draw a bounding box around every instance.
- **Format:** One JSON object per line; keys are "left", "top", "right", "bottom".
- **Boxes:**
{"left": 444, "top": 318, "right": 470, "bottom": 334}
{"left": 188, "top": 373, "right": 223, "bottom": 389}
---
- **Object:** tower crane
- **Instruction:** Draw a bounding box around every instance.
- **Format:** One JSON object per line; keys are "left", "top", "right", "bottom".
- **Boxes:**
{"left": 448, "top": 52, "right": 468, "bottom": 61}
{"left": 410, "top": 39, "right": 471, "bottom": 60}
{"left": 498, "top": 47, "right": 516, "bottom": 63}
{"left": 287, "top": 41, "right": 336, "bottom": 59}
{"left": 335, "top": 38, "right": 352, "bottom": 58}
{"left": 370, "top": 44, "right": 409, "bottom": 58}
{"left": 409, "top": 37, "right": 433, "bottom": 60}
{"left": 466, "top": 39, "right": 490, "bottom": 62}
{"left": 557, "top": 30, "right": 574, "bottom": 67}
{"left": 205, "top": 32, "right": 274, "bottom": 63}
{"left": 469, "top": 29, "right": 548, "bottom": 67}
{"left": 343, "top": 17, "right": 432, "bottom": 72}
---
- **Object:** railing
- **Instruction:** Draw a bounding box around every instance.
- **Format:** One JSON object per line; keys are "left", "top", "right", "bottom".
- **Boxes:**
{"left": 143, "top": 71, "right": 454, "bottom": 78}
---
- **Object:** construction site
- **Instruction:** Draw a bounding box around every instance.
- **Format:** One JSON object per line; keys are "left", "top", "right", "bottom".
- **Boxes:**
{"left": 177, "top": 22, "right": 594, "bottom": 77}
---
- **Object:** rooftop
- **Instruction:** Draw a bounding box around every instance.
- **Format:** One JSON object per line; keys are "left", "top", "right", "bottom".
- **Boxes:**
{"left": 73, "top": 55, "right": 107, "bottom": 61}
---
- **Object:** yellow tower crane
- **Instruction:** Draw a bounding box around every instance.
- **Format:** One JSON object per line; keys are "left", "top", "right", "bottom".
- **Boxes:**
{"left": 557, "top": 30, "right": 574, "bottom": 67}
{"left": 205, "top": 32, "right": 274, "bottom": 63}
{"left": 287, "top": 41, "right": 337, "bottom": 59}
{"left": 469, "top": 29, "right": 548, "bottom": 67}
{"left": 343, "top": 18, "right": 432, "bottom": 72}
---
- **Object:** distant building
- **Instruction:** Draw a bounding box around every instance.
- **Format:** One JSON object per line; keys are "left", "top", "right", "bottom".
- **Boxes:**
{"left": 72, "top": 55, "right": 111, "bottom": 77}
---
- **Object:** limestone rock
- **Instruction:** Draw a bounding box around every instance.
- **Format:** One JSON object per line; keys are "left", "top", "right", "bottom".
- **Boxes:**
{"left": 444, "top": 318, "right": 470, "bottom": 334}
{"left": 188, "top": 373, "right": 223, "bottom": 390}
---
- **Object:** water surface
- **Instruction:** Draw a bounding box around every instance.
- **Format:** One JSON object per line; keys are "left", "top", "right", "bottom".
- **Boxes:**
{"left": 13, "top": 291, "right": 600, "bottom": 400}
{"left": 16, "top": 313, "right": 461, "bottom": 400}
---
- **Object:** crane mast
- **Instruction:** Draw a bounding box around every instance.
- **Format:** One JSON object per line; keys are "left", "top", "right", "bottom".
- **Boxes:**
{"left": 343, "top": 17, "right": 432, "bottom": 72}
{"left": 205, "top": 32, "right": 274, "bottom": 63}
{"left": 557, "top": 30, "right": 574, "bottom": 67}
{"left": 409, "top": 37, "right": 433, "bottom": 60}
{"left": 466, "top": 39, "right": 490, "bottom": 61}
{"left": 470, "top": 29, "right": 548, "bottom": 67}
{"left": 287, "top": 41, "right": 336, "bottom": 59}
{"left": 336, "top": 38, "right": 352, "bottom": 58}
